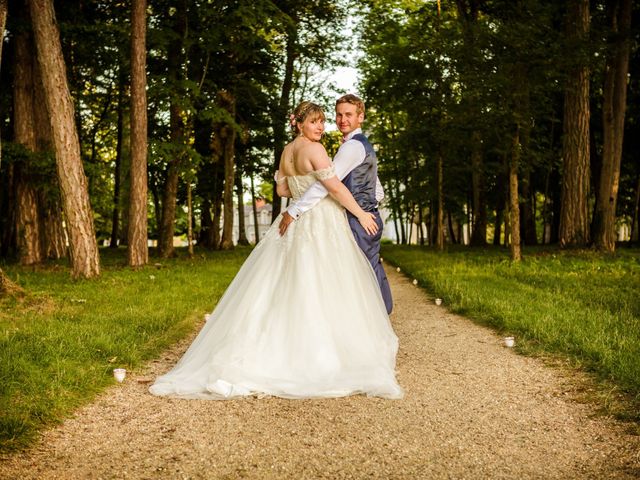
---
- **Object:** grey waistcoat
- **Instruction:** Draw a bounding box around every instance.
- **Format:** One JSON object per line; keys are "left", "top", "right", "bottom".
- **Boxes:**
{"left": 342, "top": 133, "right": 378, "bottom": 212}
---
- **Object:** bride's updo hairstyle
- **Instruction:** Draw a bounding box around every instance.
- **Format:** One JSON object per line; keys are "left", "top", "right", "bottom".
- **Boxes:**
{"left": 290, "top": 101, "right": 325, "bottom": 135}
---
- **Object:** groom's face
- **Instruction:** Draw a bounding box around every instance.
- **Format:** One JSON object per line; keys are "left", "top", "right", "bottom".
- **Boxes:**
{"left": 335, "top": 102, "right": 364, "bottom": 136}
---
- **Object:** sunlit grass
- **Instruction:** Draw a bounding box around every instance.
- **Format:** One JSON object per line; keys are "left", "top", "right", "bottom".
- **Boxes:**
{"left": 382, "top": 245, "right": 640, "bottom": 418}
{"left": 0, "top": 247, "right": 250, "bottom": 451}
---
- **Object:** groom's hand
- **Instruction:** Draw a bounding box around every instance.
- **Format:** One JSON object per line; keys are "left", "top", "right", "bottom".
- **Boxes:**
{"left": 279, "top": 211, "right": 294, "bottom": 236}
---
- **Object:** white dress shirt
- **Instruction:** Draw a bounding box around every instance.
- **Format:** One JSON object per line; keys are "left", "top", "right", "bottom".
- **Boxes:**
{"left": 286, "top": 128, "right": 385, "bottom": 219}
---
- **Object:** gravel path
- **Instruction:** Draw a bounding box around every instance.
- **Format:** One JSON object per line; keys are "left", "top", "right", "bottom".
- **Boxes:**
{"left": 1, "top": 268, "right": 639, "bottom": 479}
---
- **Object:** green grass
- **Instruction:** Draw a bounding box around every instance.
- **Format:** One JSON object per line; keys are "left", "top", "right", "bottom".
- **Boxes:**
{"left": 0, "top": 247, "right": 250, "bottom": 452}
{"left": 382, "top": 245, "right": 640, "bottom": 418}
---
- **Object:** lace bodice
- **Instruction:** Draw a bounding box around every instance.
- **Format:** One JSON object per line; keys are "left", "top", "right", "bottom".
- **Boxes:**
{"left": 286, "top": 165, "right": 336, "bottom": 200}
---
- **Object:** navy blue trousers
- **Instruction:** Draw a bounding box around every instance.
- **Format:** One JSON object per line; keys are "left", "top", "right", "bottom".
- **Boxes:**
{"left": 347, "top": 211, "right": 393, "bottom": 314}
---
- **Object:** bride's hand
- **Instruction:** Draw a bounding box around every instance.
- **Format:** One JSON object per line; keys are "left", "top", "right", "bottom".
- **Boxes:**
{"left": 358, "top": 212, "right": 379, "bottom": 236}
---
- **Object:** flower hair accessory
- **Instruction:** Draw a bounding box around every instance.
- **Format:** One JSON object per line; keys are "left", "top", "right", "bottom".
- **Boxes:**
{"left": 289, "top": 114, "right": 296, "bottom": 127}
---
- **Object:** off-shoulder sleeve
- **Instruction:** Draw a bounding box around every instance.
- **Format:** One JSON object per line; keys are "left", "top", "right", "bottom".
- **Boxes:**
{"left": 312, "top": 164, "right": 336, "bottom": 181}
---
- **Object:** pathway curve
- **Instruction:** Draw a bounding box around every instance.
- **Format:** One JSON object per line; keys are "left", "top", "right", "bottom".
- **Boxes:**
{"left": 1, "top": 268, "right": 639, "bottom": 479}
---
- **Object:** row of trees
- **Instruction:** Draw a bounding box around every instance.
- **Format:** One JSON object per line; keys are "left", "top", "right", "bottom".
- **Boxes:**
{"left": 0, "top": 0, "right": 637, "bottom": 282}
{"left": 0, "top": 0, "right": 347, "bottom": 278}
{"left": 359, "top": 0, "right": 638, "bottom": 259}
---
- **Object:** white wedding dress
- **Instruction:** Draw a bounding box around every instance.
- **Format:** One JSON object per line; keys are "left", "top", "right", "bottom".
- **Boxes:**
{"left": 149, "top": 166, "right": 403, "bottom": 400}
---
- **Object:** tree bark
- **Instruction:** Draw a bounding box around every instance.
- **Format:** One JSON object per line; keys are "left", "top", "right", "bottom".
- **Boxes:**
{"left": 0, "top": 0, "right": 6, "bottom": 171}
{"left": 631, "top": 174, "right": 640, "bottom": 243}
{"left": 519, "top": 171, "right": 538, "bottom": 245}
{"left": 198, "top": 199, "right": 211, "bottom": 247}
{"left": 470, "top": 133, "right": 487, "bottom": 245}
{"left": 14, "top": 29, "right": 43, "bottom": 265}
{"left": 32, "top": 52, "right": 66, "bottom": 260}
{"left": 509, "top": 127, "right": 522, "bottom": 261}
{"left": 219, "top": 90, "right": 237, "bottom": 250}
{"left": 29, "top": 0, "right": 100, "bottom": 278}
{"left": 0, "top": 0, "right": 13, "bottom": 258}
{"left": 236, "top": 168, "right": 249, "bottom": 246}
{"left": 494, "top": 162, "right": 507, "bottom": 246}
{"left": 158, "top": 1, "right": 187, "bottom": 258}
{"left": 250, "top": 174, "right": 260, "bottom": 244}
{"left": 559, "top": 0, "right": 591, "bottom": 248}
{"left": 187, "top": 181, "right": 194, "bottom": 257}
{"left": 593, "top": 0, "right": 632, "bottom": 252}
{"left": 436, "top": 153, "right": 445, "bottom": 250}
{"left": 447, "top": 211, "right": 457, "bottom": 244}
{"left": 212, "top": 196, "right": 222, "bottom": 249}
{"left": 127, "top": 0, "right": 149, "bottom": 266}
{"left": 110, "top": 66, "right": 126, "bottom": 248}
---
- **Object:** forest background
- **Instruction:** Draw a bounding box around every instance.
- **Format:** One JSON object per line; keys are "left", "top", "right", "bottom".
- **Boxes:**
{"left": 0, "top": 0, "right": 638, "bottom": 278}
{"left": 0, "top": 0, "right": 639, "bottom": 452}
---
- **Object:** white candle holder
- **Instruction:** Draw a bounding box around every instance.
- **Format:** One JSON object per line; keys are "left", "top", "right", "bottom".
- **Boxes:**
{"left": 435, "top": 298, "right": 442, "bottom": 306}
{"left": 113, "top": 368, "right": 126, "bottom": 382}
{"left": 504, "top": 337, "right": 515, "bottom": 348}
{"left": 412, "top": 279, "right": 418, "bottom": 285}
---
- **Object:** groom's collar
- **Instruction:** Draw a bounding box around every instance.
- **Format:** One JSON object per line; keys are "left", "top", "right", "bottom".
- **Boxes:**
{"left": 343, "top": 128, "right": 363, "bottom": 142}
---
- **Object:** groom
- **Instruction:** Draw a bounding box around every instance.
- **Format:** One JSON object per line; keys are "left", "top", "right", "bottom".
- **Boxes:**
{"left": 278, "top": 94, "right": 393, "bottom": 314}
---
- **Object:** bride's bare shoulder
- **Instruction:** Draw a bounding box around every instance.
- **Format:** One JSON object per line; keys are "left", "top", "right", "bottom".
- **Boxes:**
{"left": 301, "top": 141, "right": 328, "bottom": 156}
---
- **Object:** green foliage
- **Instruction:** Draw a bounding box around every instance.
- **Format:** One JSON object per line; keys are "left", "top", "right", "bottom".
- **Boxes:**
{"left": 358, "top": 0, "right": 640, "bottom": 245}
{"left": 0, "top": 247, "right": 250, "bottom": 451}
{"left": 382, "top": 245, "right": 640, "bottom": 416}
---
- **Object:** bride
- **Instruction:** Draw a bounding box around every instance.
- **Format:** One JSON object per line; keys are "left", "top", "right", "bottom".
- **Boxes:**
{"left": 149, "top": 101, "right": 403, "bottom": 400}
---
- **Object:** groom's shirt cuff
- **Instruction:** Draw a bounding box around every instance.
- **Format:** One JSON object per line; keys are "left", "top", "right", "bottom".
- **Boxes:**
{"left": 286, "top": 182, "right": 329, "bottom": 219}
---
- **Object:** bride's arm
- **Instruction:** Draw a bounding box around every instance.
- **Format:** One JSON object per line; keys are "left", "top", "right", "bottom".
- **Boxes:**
{"left": 308, "top": 144, "right": 378, "bottom": 235}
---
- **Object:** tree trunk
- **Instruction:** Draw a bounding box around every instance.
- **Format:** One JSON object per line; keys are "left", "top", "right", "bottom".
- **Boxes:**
{"left": 127, "top": 0, "right": 149, "bottom": 267}
{"left": 32, "top": 51, "right": 66, "bottom": 260}
{"left": 0, "top": 0, "right": 7, "bottom": 208}
{"left": 110, "top": 66, "right": 126, "bottom": 248}
{"left": 470, "top": 133, "right": 487, "bottom": 245}
{"left": 199, "top": 199, "right": 212, "bottom": 247}
{"left": 436, "top": 153, "right": 445, "bottom": 250}
{"left": 250, "top": 174, "right": 260, "bottom": 244}
{"left": 559, "top": 0, "right": 591, "bottom": 248}
{"left": 494, "top": 163, "right": 507, "bottom": 246}
{"left": 159, "top": 161, "right": 180, "bottom": 256}
{"left": 29, "top": 0, "right": 100, "bottom": 278}
{"left": 0, "top": 0, "right": 13, "bottom": 258}
{"left": 447, "top": 211, "right": 457, "bottom": 244}
{"left": 236, "top": 169, "right": 249, "bottom": 246}
{"left": 455, "top": 3, "right": 486, "bottom": 246}
{"left": 519, "top": 171, "right": 538, "bottom": 245}
{"left": 593, "top": 0, "right": 632, "bottom": 252}
{"left": 219, "top": 91, "right": 237, "bottom": 250}
{"left": 158, "top": 1, "right": 187, "bottom": 258}
{"left": 509, "top": 127, "right": 522, "bottom": 261}
{"left": 14, "top": 29, "right": 43, "bottom": 265}
{"left": 631, "top": 174, "right": 639, "bottom": 242}
{"left": 212, "top": 196, "right": 222, "bottom": 249}
{"left": 40, "top": 202, "right": 67, "bottom": 258}
{"left": 271, "top": 27, "right": 297, "bottom": 222}
{"left": 0, "top": 0, "right": 6, "bottom": 123}
{"left": 187, "top": 180, "right": 194, "bottom": 257}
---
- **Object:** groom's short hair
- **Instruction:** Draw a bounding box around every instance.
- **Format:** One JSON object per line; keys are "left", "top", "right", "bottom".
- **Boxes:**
{"left": 336, "top": 94, "right": 365, "bottom": 115}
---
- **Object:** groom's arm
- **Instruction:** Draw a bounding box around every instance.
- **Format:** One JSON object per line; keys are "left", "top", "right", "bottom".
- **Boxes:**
{"left": 285, "top": 141, "right": 366, "bottom": 220}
